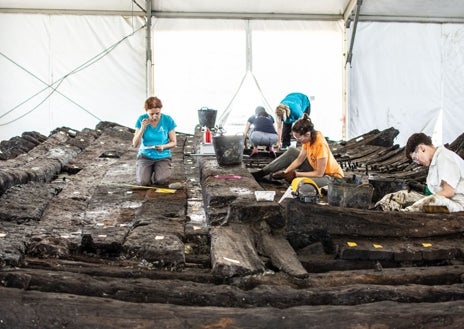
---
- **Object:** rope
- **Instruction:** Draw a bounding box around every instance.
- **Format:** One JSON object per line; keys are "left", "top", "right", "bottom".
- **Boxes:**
{"left": 0, "top": 23, "right": 146, "bottom": 126}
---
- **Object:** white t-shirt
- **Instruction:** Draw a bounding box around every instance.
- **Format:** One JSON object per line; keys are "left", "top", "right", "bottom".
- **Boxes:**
{"left": 427, "top": 146, "right": 464, "bottom": 195}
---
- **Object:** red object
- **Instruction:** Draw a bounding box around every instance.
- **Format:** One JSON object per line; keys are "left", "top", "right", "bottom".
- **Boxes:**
{"left": 204, "top": 129, "right": 212, "bottom": 143}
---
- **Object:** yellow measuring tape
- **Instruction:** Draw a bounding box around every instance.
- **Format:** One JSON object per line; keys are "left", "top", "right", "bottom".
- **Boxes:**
{"left": 105, "top": 183, "right": 177, "bottom": 193}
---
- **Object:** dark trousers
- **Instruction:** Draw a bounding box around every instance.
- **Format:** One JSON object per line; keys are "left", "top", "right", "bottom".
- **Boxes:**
{"left": 282, "top": 123, "right": 293, "bottom": 148}
{"left": 282, "top": 104, "right": 311, "bottom": 147}
{"left": 136, "top": 156, "right": 172, "bottom": 186}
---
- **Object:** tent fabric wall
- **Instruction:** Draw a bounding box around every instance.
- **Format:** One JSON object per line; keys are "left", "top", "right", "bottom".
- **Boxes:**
{"left": 1, "top": 14, "right": 344, "bottom": 141}
{"left": 348, "top": 22, "right": 464, "bottom": 146}
{"left": 1, "top": 9, "right": 463, "bottom": 146}
{"left": 0, "top": 13, "right": 146, "bottom": 141}
{"left": 153, "top": 19, "right": 345, "bottom": 140}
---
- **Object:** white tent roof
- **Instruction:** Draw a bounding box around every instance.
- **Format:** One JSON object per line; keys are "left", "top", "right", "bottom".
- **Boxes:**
{"left": 2, "top": 0, "right": 464, "bottom": 23}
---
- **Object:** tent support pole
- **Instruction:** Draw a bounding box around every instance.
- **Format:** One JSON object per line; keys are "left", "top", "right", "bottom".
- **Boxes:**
{"left": 217, "top": 21, "right": 272, "bottom": 128}
{"left": 146, "top": 0, "right": 153, "bottom": 96}
{"left": 346, "top": 0, "right": 362, "bottom": 66}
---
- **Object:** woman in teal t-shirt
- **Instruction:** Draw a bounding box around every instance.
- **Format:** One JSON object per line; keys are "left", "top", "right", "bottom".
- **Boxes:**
{"left": 275, "top": 92, "right": 311, "bottom": 150}
{"left": 132, "top": 96, "right": 177, "bottom": 186}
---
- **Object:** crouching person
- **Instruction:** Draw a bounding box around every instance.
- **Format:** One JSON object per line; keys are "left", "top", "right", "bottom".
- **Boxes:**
{"left": 375, "top": 132, "right": 464, "bottom": 212}
{"left": 252, "top": 114, "right": 344, "bottom": 188}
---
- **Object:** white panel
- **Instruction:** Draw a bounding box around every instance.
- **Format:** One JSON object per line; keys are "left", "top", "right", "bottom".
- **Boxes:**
{"left": 251, "top": 20, "right": 345, "bottom": 141}
{"left": 152, "top": 19, "right": 344, "bottom": 140}
{"left": 442, "top": 24, "right": 464, "bottom": 144}
{"left": 152, "top": 19, "right": 246, "bottom": 136}
{"left": 348, "top": 21, "right": 464, "bottom": 146}
{"left": 0, "top": 13, "right": 146, "bottom": 140}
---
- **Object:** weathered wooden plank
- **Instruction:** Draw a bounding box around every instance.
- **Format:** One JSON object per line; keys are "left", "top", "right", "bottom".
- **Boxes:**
{"left": 225, "top": 199, "right": 284, "bottom": 228}
{"left": 337, "top": 237, "right": 464, "bottom": 262}
{"left": 0, "top": 131, "right": 47, "bottom": 160}
{"left": 210, "top": 223, "right": 266, "bottom": 277}
{"left": 24, "top": 257, "right": 216, "bottom": 283}
{"left": 2, "top": 268, "right": 464, "bottom": 307}
{"left": 337, "top": 144, "right": 385, "bottom": 162}
{"left": 0, "top": 131, "right": 85, "bottom": 195}
{"left": 21, "top": 258, "right": 464, "bottom": 290}
{"left": 231, "top": 263, "right": 464, "bottom": 290}
{"left": 286, "top": 200, "right": 464, "bottom": 239}
{"left": 259, "top": 232, "right": 309, "bottom": 278}
{"left": 123, "top": 223, "right": 185, "bottom": 266}
{"left": 200, "top": 158, "right": 263, "bottom": 225}
{"left": 338, "top": 239, "right": 396, "bottom": 261}
{"left": 364, "top": 144, "right": 402, "bottom": 164}
{"left": 0, "top": 224, "right": 26, "bottom": 266}
{"left": 3, "top": 122, "right": 464, "bottom": 328}
{"left": 200, "top": 158, "right": 251, "bottom": 182}
{"left": 0, "top": 182, "right": 60, "bottom": 223}
{"left": 331, "top": 127, "right": 399, "bottom": 159}
{"left": 2, "top": 287, "right": 464, "bottom": 329}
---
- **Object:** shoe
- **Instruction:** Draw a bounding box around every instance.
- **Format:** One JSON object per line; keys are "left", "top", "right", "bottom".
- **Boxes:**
{"left": 269, "top": 146, "right": 277, "bottom": 158}
{"left": 280, "top": 146, "right": 288, "bottom": 151}
{"left": 271, "top": 171, "right": 286, "bottom": 180}
{"left": 260, "top": 177, "right": 284, "bottom": 186}
{"left": 250, "top": 147, "right": 259, "bottom": 157}
{"left": 252, "top": 170, "right": 266, "bottom": 181}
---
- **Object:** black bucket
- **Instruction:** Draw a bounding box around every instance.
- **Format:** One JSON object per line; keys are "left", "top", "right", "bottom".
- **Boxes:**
{"left": 212, "top": 134, "right": 244, "bottom": 166}
{"left": 198, "top": 107, "right": 217, "bottom": 129}
{"left": 328, "top": 182, "right": 374, "bottom": 209}
{"left": 368, "top": 177, "right": 408, "bottom": 202}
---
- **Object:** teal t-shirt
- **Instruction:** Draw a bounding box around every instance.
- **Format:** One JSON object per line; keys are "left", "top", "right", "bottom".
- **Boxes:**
{"left": 135, "top": 113, "right": 176, "bottom": 159}
{"left": 280, "top": 92, "right": 311, "bottom": 124}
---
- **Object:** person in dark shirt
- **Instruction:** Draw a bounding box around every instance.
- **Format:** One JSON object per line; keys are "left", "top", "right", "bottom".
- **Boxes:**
{"left": 244, "top": 106, "right": 278, "bottom": 157}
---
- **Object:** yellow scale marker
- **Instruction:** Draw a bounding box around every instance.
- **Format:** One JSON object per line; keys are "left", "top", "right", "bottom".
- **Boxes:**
{"left": 107, "top": 183, "right": 176, "bottom": 193}
{"left": 372, "top": 244, "right": 383, "bottom": 249}
{"left": 422, "top": 243, "right": 433, "bottom": 248}
{"left": 347, "top": 241, "right": 357, "bottom": 247}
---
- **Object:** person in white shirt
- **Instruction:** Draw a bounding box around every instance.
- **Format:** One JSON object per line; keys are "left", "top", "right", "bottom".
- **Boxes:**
{"left": 376, "top": 132, "right": 464, "bottom": 212}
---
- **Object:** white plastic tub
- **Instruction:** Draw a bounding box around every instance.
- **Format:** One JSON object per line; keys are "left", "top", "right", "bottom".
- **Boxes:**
{"left": 254, "top": 191, "right": 276, "bottom": 202}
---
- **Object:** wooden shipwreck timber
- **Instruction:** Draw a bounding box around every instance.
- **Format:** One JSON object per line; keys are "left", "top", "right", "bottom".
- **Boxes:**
{"left": 1, "top": 122, "right": 464, "bottom": 328}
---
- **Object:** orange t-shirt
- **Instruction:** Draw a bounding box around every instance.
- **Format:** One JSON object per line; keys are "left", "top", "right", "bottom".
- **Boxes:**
{"left": 302, "top": 132, "right": 344, "bottom": 178}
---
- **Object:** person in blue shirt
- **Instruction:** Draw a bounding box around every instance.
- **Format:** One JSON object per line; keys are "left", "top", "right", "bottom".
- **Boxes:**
{"left": 132, "top": 96, "right": 177, "bottom": 186}
{"left": 243, "top": 106, "right": 278, "bottom": 158}
{"left": 275, "top": 92, "right": 311, "bottom": 150}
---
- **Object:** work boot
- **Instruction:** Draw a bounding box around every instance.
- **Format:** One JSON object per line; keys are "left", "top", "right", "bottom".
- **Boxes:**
{"left": 271, "top": 171, "right": 286, "bottom": 180}
{"left": 251, "top": 170, "right": 267, "bottom": 181}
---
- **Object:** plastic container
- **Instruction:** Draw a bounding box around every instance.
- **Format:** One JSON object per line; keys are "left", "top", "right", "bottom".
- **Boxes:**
{"left": 328, "top": 182, "right": 374, "bottom": 209}
{"left": 255, "top": 191, "right": 276, "bottom": 202}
